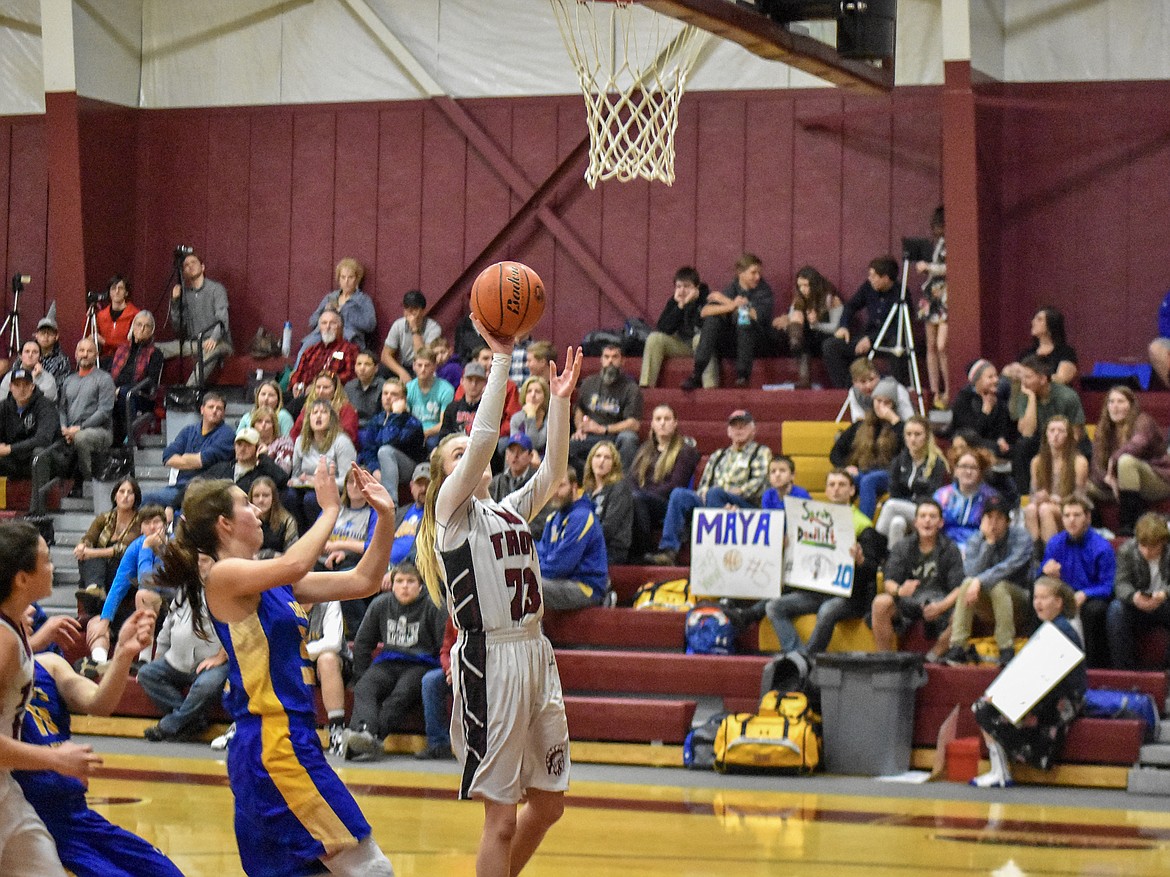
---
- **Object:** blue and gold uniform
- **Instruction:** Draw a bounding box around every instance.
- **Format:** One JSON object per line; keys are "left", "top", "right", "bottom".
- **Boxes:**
{"left": 14, "top": 661, "right": 183, "bottom": 877}
{"left": 213, "top": 584, "right": 370, "bottom": 877}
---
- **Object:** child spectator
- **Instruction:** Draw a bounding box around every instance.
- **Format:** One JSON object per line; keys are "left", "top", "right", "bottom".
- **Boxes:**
{"left": 761, "top": 455, "right": 812, "bottom": 508}
{"left": 344, "top": 350, "right": 385, "bottom": 429}
{"left": 340, "top": 563, "right": 444, "bottom": 760}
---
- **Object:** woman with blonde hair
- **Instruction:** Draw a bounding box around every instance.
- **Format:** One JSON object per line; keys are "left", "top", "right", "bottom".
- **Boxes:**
{"left": 415, "top": 322, "right": 581, "bottom": 877}
{"left": 298, "top": 257, "right": 377, "bottom": 354}
{"left": 287, "top": 401, "right": 357, "bottom": 533}
{"left": 504, "top": 374, "right": 551, "bottom": 457}
{"left": 251, "top": 405, "right": 294, "bottom": 474}
{"left": 875, "top": 415, "right": 950, "bottom": 544}
{"left": 237, "top": 379, "right": 294, "bottom": 437}
{"left": 1025, "top": 415, "right": 1088, "bottom": 544}
{"left": 1089, "top": 385, "right": 1170, "bottom": 535}
{"left": 290, "top": 371, "right": 360, "bottom": 444}
{"left": 583, "top": 440, "right": 634, "bottom": 566}
{"left": 627, "top": 404, "right": 699, "bottom": 560}
{"left": 970, "top": 576, "right": 1084, "bottom": 787}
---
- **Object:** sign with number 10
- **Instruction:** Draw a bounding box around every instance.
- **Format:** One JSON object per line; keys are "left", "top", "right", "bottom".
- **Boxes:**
{"left": 782, "top": 497, "right": 856, "bottom": 597}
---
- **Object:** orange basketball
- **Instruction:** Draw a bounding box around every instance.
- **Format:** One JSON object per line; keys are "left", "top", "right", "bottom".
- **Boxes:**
{"left": 469, "top": 261, "right": 546, "bottom": 338}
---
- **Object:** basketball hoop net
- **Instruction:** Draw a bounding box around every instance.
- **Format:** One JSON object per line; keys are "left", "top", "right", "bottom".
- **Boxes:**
{"left": 550, "top": 0, "right": 705, "bottom": 188}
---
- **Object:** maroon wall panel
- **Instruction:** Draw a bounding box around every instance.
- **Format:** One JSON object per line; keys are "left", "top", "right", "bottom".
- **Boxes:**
{"left": 332, "top": 107, "right": 380, "bottom": 291}
{"left": 243, "top": 111, "right": 293, "bottom": 344}
{"left": 694, "top": 96, "right": 749, "bottom": 283}
{"left": 0, "top": 121, "right": 13, "bottom": 306}
{"left": 550, "top": 99, "right": 601, "bottom": 345}
{"left": 417, "top": 105, "right": 466, "bottom": 325}
{"left": 205, "top": 114, "right": 252, "bottom": 326}
{"left": 78, "top": 99, "right": 138, "bottom": 296}
{"left": 792, "top": 95, "right": 844, "bottom": 289}
{"left": 288, "top": 112, "right": 337, "bottom": 335}
{"left": 33, "top": 88, "right": 959, "bottom": 357}
{"left": 6, "top": 119, "right": 49, "bottom": 330}
{"left": 648, "top": 107, "right": 700, "bottom": 296}
{"left": 376, "top": 102, "right": 426, "bottom": 308}
{"left": 981, "top": 82, "right": 1170, "bottom": 369}
{"left": 508, "top": 98, "right": 563, "bottom": 333}
{"left": 743, "top": 93, "right": 793, "bottom": 291}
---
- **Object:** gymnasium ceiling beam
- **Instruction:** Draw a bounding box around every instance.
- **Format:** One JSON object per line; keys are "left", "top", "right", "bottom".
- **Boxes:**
{"left": 342, "top": 0, "right": 636, "bottom": 315}
{"left": 641, "top": 0, "right": 894, "bottom": 93}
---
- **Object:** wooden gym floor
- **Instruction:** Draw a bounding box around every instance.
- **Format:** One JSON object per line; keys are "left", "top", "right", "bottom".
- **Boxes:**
{"left": 74, "top": 736, "right": 1170, "bottom": 876}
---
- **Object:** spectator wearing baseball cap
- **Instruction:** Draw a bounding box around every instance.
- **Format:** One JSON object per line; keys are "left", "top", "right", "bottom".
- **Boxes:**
{"left": 0, "top": 365, "right": 59, "bottom": 482}
{"left": 644, "top": 406, "right": 772, "bottom": 565}
{"left": 437, "top": 362, "right": 489, "bottom": 442}
{"left": 390, "top": 462, "right": 433, "bottom": 566}
{"left": 381, "top": 289, "right": 443, "bottom": 384}
{"left": 203, "top": 425, "right": 290, "bottom": 494}
{"left": 940, "top": 490, "right": 1033, "bottom": 666}
{"left": 829, "top": 375, "right": 906, "bottom": 518}
{"left": 491, "top": 433, "right": 537, "bottom": 503}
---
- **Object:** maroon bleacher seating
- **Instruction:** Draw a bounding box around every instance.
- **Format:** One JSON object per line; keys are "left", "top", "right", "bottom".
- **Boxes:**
{"left": 563, "top": 696, "right": 696, "bottom": 744}
{"left": 543, "top": 605, "right": 761, "bottom": 653}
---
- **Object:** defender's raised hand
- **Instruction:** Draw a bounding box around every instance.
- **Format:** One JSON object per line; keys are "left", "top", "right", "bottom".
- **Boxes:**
{"left": 550, "top": 346, "right": 583, "bottom": 399}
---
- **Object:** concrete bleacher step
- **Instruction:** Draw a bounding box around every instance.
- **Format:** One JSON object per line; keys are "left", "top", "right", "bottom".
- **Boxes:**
{"left": 1127, "top": 766, "right": 1170, "bottom": 795}
{"left": 1138, "top": 743, "right": 1170, "bottom": 767}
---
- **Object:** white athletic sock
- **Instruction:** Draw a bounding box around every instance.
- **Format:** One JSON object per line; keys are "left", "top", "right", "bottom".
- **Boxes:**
{"left": 971, "top": 739, "right": 1012, "bottom": 787}
{"left": 91, "top": 647, "right": 108, "bottom": 663}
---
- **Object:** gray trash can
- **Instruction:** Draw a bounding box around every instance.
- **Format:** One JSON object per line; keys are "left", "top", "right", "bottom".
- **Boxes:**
{"left": 811, "top": 651, "right": 928, "bottom": 776}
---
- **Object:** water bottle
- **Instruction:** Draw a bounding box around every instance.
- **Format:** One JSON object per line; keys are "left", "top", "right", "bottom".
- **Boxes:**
{"left": 737, "top": 304, "right": 750, "bottom": 327}
{"left": 281, "top": 321, "right": 292, "bottom": 357}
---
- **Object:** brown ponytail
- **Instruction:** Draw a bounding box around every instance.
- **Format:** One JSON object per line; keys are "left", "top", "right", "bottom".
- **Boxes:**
{"left": 155, "top": 478, "right": 236, "bottom": 640}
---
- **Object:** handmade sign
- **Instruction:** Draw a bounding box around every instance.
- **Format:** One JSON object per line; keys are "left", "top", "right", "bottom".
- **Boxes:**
{"left": 689, "top": 508, "right": 784, "bottom": 600}
{"left": 782, "top": 497, "right": 856, "bottom": 597}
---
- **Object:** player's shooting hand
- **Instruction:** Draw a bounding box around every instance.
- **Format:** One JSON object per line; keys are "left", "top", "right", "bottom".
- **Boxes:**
{"left": 470, "top": 314, "right": 514, "bottom": 355}
{"left": 550, "top": 346, "right": 584, "bottom": 399}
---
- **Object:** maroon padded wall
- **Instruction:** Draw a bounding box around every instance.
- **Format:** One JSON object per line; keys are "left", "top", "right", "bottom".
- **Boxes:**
{"left": 123, "top": 89, "right": 943, "bottom": 351}
{"left": 978, "top": 80, "right": 1170, "bottom": 369}
{"left": 0, "top": 115, "right": 49, "bottom": 338}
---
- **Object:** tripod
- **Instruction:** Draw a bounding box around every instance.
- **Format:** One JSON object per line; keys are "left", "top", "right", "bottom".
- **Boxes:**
{"left": 836, "top": 253, "right": 926, "bottom": 421}
{"left": 83, "top": 303, "right": 100, "bottom": 352}
{"left": 2, "top": 273, "right": 30, "bottom": 359}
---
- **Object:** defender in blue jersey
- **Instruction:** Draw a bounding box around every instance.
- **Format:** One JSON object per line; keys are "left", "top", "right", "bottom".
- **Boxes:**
{"left": 415, "top": 324, "right": 583, "bottom": 877}
{"left": 0, "top": 522, "right": 103, "bottom": 877}
{"left": 155, "top": 459, "right": 396, "bottom": 877}
{"left": 16, "top": 607, "right": 183, "bottom": 877}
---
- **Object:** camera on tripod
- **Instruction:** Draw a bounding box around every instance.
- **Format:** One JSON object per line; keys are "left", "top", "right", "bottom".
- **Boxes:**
{"left": 174, "top": 244, "right": 195, "bottom": 260}
{"left": 86, "top": 288, "right": 109, "bottom": 308}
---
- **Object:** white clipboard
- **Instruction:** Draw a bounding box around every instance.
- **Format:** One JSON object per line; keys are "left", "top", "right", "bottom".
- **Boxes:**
{"left": 983, "top": 621, "right": 1084, "bottom": 726}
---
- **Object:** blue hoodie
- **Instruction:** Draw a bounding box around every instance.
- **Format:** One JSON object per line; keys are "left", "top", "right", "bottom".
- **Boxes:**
{"left": 537, "top": 494, "right": 608, "bottom": 600}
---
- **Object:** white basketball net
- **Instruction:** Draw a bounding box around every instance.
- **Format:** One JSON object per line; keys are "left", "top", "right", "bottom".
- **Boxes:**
{"left": 550, "top": 0, "right": 705, "bottom": 187}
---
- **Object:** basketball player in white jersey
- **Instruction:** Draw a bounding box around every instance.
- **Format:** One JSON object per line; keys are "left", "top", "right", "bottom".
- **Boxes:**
{"left": 0, "top": 521, "right": 103, "bottom": 876}
{"left": 416, "top": 321, "right": 582, "bottom": 877}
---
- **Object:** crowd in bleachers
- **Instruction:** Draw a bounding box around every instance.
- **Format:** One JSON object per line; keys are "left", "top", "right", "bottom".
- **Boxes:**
{"left": 11, "top": 237, "right": 1170, "bottom": 774}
